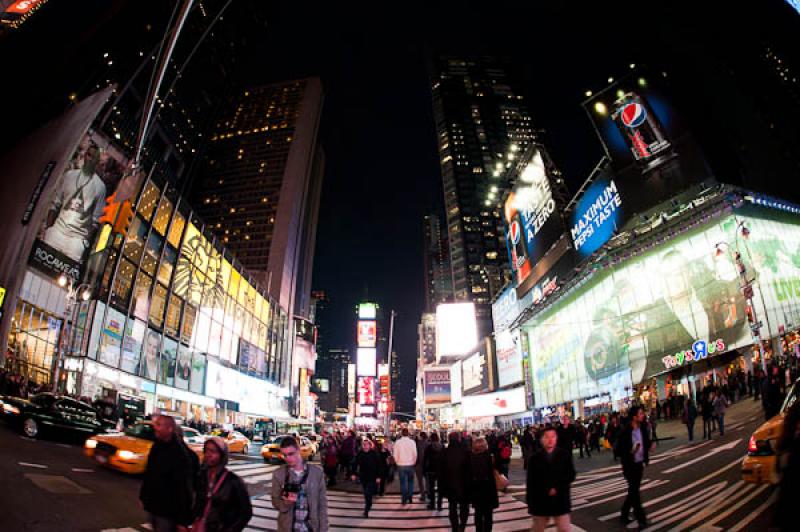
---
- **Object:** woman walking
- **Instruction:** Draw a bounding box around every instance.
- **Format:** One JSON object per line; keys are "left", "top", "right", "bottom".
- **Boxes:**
{"left": 352, "top": 438, "right": 382, "bottom": 517}
{"left": 375, "top": 441, "right": 390, "bottom": 496}
{"left": 191, "top": 436, "right": 253, "bottom": 532}
{"left": 470, "top": 437, "right": 499, "bottom": 532}
{"left": 322, "top": 434, "right": 339, "bottom": 487}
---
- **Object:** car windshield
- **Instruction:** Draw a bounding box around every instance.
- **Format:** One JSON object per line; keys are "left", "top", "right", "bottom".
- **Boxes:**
{"left": 125, "top": 423, "right": 156, "bottom": 441}
{"left": 270, "top": 435, "right": 292, "bottom": 444}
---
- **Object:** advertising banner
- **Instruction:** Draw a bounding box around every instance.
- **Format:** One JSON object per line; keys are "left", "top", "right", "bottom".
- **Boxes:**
{"left": 120, "top": 318, "right": 145, "bottom": 375}
{"left": 462, "top": 350, "right": 490, "bottom": 395}
{"left": 571, "top": 173, "right": 624, "bottom": 259}
{"left": 504, "top": 146, "right": 565, "bottom": 296}
{"left": 461, "top": 387, "right": 527, "bottom": 418}
{"left": 424, "top": 368, "right": 451, "bottom": 405}
{"left": 139, "top": 328, "right": 162, "bottom": 382}
{"left": 436, "top": 302, "right": 478, "bottom": 359}
{"left": 357, "top": 320, "right": 377, "bottom": 348}
{"left": 348, "top": 363, "right": 356, "bottom": 395}
{"left": 450, "top": 360, "right": 462, "bottom": 404}
{"left": 522, "top": 210, "right": 800, "bottom": 408}
{"left": 97, "top": 307, "right": 124, "bottom": 368}
{"left": 496, "top": 329, "right": 523, "bottom": 388}
{"left": 190, "top": 352, "right": 206, "bottom": 395}
{"left": 28, "top": 131, "right": 143, "bottom": 282}
{"left": 358, "top": 376, "right": 376, "bottom": 405}
{"left": 174, "top": 344, "right": 192, "bottom": 390}
{"left": 356, "top": 347, "right": 377, "bottom": 376}
{"left": 160, "top": 337, "right": 177, "bottom": 386}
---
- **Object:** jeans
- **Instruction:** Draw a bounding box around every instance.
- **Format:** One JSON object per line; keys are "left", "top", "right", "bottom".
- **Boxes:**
{"left": 426, "top": 473, "right": 442, "bottom": 509}
{"left": 621, "top": 462, "right": 647, "bottom": 525}
{"left": 448, "top": 497, "right": 469, "bottom": 532}
{"left": 398, "top": 466, "right": 415, "bottom": 503}
{"left": 474, "top": 505, "right": 494, "bottom": 532}
{"left": 148, "top": 513, "right": 177, "bottom": 532}
{"left": 703, "top": 418, "right": 713, "bottom": 439}
{"left": 362, "top": 480, "right": 377, "bottom": 513}
{"left": 718, "top": 413, "right": 725, "bottom": 436}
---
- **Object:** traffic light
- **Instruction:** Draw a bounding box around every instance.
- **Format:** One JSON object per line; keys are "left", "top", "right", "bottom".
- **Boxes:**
{"left": 97, "top": 192, "right": 120, "bottom": 226}
{"left": 113, "top": 200, "right": 134, "bottom": 237}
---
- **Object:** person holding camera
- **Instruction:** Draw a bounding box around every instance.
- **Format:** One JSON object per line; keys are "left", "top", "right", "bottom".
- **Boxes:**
{"left": 271, "top": 436, "right": 329, "bottom": 532}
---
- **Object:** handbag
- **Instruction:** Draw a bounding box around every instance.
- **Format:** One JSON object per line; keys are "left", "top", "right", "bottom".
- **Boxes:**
{"left": 192, "top": 470, "right": 229, "bottom": 532}
{"left": 493, "top": 468, "right": 509, "bottom": 491}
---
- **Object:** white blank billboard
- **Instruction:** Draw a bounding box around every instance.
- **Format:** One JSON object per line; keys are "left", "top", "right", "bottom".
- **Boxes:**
{"left": 436, "top": 302, "right": 478, "bottom": 359}
{"left": 356, "top": 347, "right": 377, "bottom": 376}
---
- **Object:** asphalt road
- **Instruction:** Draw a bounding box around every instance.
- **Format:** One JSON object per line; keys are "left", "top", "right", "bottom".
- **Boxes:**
{"left": 0, "top": 399, "right": 780, "bottom": 531}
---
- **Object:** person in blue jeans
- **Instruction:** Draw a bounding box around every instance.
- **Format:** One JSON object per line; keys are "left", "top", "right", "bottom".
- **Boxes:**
{"left": 713, "top": 392, "right": 729, "bottom": 436}
{"left": 392, "top": 428, "right": 418, "bottom": 504}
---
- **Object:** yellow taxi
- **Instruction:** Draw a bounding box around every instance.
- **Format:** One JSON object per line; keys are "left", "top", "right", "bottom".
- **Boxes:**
{"left": 742, "top": 379, "right": 799, "bottom": 484}
{"left": 261, "top": 434, "right": 315, "bottom": 463}
{"left": 84, "top": 421, "right": 203, "bottom": 475}
{"left": 210, "top": 429, "right": 251, "bottom": 454}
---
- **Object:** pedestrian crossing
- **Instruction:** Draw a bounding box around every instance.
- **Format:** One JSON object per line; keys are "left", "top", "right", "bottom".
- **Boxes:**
{"left": 228, "top": 458, "right": 283, "bottom": 485}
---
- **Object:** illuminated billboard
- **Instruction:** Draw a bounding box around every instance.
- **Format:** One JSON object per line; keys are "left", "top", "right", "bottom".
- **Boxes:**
{"left": 358, "top": 302, "right": 377, "bottom": 319}
{"left": 357, "top": 320, "right": 377, "bottom": 348}
{"left": 462, "top": 349, "right": 490, "bottom": 395}
{"left": 503, "top": 145, "right": 565, "bottom": 296}
{"left": 495, "top": 329, "right": 523, "bottom": 388}
{"left": 356, "top": 347, "right": 376, "bottom": 376}
{"left": 436, "top": 302, "right": 478, "bottom": 359}
{"left": 450, "top": 360, "right": 462, "bottom": 404}
{"left": 347, "top": 363, "right": 356, "bottom": 395}
{"left": 424, "top": 368, "right": 451, "bottom": 405}
{"left": 571, "top": 173, "right": 624, "bottom": 259}
{"left": 358, "top": 376, "right": 376, "bottom": 405}
{"left": 461, "top": 387, "right": 527, "bottom": 418}
{"left": 313, "top": 378, "right": 330, "bottom": 393}
{"left": 28, "top": 131, "right": 144, "bottom": 282}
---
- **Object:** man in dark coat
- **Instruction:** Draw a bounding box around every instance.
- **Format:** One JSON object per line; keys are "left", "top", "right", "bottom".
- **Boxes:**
{"left": 139, "top": 415, "right": 197, "bottom": 532}
{"left": 439, "top": 432, "right": 472, "bottom": 532}
{"left": 556, "top": 416, "right": 576, "bottom": 456}
{"left": 521, "top": 425, "right": 536, "bottom": 470}
{"left": 616, "top": 406, "right": 654, "bottom": 528}
{"left": 527, "top": 426, "right": 576, "bottom": 532}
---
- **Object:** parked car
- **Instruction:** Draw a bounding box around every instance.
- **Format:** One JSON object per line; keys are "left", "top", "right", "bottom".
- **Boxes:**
{"left": 742, "top": 379, "right": 800, "bottom": 484}
{"left": 1, "top": 393, "right": 103, "bottom": 440}
{"left": 85, "top": 421, "right": 204, "bottom": 475}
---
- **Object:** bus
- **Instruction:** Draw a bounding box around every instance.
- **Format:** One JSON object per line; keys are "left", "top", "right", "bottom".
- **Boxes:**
{"left": 253, "top": 418, "right": 315, "bottom": 441}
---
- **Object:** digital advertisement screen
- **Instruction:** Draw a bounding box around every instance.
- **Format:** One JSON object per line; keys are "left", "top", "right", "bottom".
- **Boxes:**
{"left": 495, "top": 329, "right": 523, "bottom": 388}
{"left": 461, "top": 387, "right": 527, "bottom": 418}
{"left": 358, "top": 302, "right": 377, "bottom": 319}
{"left": 461, "top": 350, "right": 490, "bottom": 394}
{"left": 424, "top": 369, "right": 451, "bottom": 405}
{"left": 357, "top": 320, "right": 377, "bottom": 348}
{"left": 524, "top": 209, "right": 800, "bottom": 408}
{"left": 436, "top": 302, "right": 478, "bottom": 358}
{"left": 97, "top": 307, "right": 124, "bottom": 369}
{"left": 450, "top": 360, "right": 462, "bottom": 404}
{"left": 174, "top": 344, "right": 192, "bottom": 390}
{"left": 138, "top": 328, "right": 161, "bottom": 382}
{"left": 358, "top": 376, "right": 376, "bottom": 405}
{"left": 356, "top": 347, "right": 377, "bottom": 376}
{"left": 571, "top": 174, "right": 624, "bottom": 259}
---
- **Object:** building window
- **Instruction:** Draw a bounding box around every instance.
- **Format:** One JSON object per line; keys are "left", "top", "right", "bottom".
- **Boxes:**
{"left": 149, "top": 283, "right": 168, "bottom": 329}
{"left": 111, "top": 259, "right": 136, "bottom": 310}
{"left": 165, "top": 294, "right": 182, "bottom": 338}
{"left": 152, "top": 197, "right": 174, "bottom": 236}
{"left": 137, "top": 181, "right": 161, "bottom": 222}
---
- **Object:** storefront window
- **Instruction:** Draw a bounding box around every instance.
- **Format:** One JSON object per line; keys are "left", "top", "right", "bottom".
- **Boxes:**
{"left": 110, "top": 258, "right": 136, "bottom": 310}
{"left": 152, "top": 196, "right": 174, "bottom": 236}
{"left": 7, "top": 300, "right": 61, "bottom": 385}
{"left": 123, "top": 216, "right": 148, "bottom": 264}
{"left": 149, "top": 283, "right": 168, "bottom": 329}
{"left": 165, "top": 294, "right": 182, "bottom": 338}
{"left": 142, "top": 232, "right": 164, "bottom": 276}
{"left": 137, "top": 181, "right": 161, "bottom": 222}
{"left": 158, "top": 245, "right": 177, "bottom": 287}
{"left": 131, "top": 272, "right": 152, "bottom": 322}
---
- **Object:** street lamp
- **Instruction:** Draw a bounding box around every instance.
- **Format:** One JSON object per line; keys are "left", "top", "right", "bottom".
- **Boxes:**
{"left": 53, "top": 275, "right": 93, "bottom": 392}
{"left": 714, "top": 220, "right": 767, "bottom": 374}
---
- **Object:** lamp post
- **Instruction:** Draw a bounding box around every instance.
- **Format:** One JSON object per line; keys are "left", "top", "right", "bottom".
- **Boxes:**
{"left": 714, "top": 220, "right": 768, "bottom": 375}
{"left": 53, "top": 274, "right": 92, "bottom": 393}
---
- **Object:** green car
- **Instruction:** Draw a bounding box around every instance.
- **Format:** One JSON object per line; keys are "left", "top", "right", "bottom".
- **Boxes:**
{"left": 1, "top": 392, "right": 103, "bottom": 440}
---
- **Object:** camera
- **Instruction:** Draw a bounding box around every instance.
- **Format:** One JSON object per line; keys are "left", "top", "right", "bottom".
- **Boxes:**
{"left": 283, "top": 482, "right": 301, "bottom": 496}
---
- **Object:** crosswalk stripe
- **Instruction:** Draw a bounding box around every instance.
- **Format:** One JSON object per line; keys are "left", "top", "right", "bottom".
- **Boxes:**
{"left": 660, "top": 482, "right": 754, "bottom": 532}
{"left": 643, "top": 481, "right": 744, "bottom": 531}
{"left": 228, "top": 463, "right": 273, "bottom": 472}
{"left": 244, "top": 473, "right": 274, "bottom": 484}
{"left": 702, "top": 484, "right": 770, "bottom": 529}
{"left": 727, "top": 490, "right": 778, "bottom": 532}
{"left": 572, "top": 479, "right": 669, "bottom": 510}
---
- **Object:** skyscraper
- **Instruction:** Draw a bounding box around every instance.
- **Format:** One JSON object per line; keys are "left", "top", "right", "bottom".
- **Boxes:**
{"left": 422, "top": 214, "right": 454, "bottom": 312}
{"left": 189, "top": 77, "right": 324, "bottom": 322}
{"left": 429, "top": 55, "right": 537, "bottom": 336}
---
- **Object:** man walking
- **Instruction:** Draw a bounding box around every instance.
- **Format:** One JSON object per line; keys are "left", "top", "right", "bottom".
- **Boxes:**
{"left": 415, "top": 432, "right": 429, "bottom": 502}
{"left": 271, "top": 436, "right": 329, "bottom": 532}
{"left": 616, "top": 406, "right": 654, "bottom": 528}
{"left": 393, "top": 428, "right": 418, "bottom": 505}
{"left": 139, "top": 415, "right": 197, "bottom": 532}
{"left": 713, "top": 391, "right": 729, "bottom": 436}
{"left": 527, "top": 426, "right": 576, "bottom": 532}
{"left": 440, "top": 432, "right": 472, "bottom": 532}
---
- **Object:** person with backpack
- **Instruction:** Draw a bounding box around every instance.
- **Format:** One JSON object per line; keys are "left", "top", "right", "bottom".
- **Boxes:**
{"left": 321, "top": 435, "right": 339, "bottom": 487}
{"left": 190, "top": 436, "right": 252, "bottom": 532}
{"left": 713, "top": 390, "right": 729, "bottom": 436}
{"left": 494, "top": 434, "right": 512, "bottom": 477}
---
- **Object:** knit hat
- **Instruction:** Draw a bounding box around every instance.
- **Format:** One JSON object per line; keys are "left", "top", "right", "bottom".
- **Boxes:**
{"left": 204, "top": 436, "right": 230, "bottom": 467}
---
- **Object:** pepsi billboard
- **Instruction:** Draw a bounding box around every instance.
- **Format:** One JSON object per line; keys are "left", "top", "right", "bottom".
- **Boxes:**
{"left": 584, "top": 70, "right": 715, "bottom": 219}
{"left": 571, "top": 175, "right": 624, "bottom": 259}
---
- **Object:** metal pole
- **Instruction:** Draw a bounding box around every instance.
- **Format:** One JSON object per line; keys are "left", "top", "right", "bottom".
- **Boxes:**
{"left": 384, "top": 310, "right": 396, "bottom": 436}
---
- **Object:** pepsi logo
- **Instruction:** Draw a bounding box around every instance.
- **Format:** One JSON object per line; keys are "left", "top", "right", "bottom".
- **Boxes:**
{"left": 509, "top": 220, "right": 521, "bottom": 245}
{"left": 620, "top": 102, "right": 647, "bottom": 128}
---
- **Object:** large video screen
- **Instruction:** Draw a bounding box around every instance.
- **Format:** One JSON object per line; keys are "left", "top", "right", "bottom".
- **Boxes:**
{"left": 526, "top": 209, "right": 800, "bottom": 408}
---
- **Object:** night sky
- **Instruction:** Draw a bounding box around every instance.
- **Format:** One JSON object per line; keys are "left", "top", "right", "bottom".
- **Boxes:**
{"left": 229, "top": 1, "right": 798, "bottom": 412}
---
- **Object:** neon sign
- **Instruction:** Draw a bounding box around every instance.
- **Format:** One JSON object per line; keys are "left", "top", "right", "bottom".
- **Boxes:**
{"left": 662, "top": 339, "right": 725, "bottom": 369}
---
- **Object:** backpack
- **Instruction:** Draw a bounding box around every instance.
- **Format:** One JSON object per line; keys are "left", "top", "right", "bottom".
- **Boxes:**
{"left": 325, "top": 447, "right": 338, "bottom": 467}
{"left": 499, "top": 442, "right": 512, "bottom": 460}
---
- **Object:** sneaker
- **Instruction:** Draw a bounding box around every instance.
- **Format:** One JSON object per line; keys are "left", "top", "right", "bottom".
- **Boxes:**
{"left": 363, "top": 510, "right": 369, "bottom": 518}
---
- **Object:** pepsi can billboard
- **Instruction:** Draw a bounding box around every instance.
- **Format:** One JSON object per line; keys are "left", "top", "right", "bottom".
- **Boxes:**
{"left": 571, "top": 176, "right": 624, "bottom": 259}
{"left": 612, "top": 93, "right": 672, "bottom": 165}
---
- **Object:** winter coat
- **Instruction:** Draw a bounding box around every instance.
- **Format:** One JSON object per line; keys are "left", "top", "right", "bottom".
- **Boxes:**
{"left": 470, "top": 451, "right": 499, "bottom": 510}
{"left": 526, "top": 447, "right": 576, "bottom": 517}
{"left": 139, "top": 436, "right": 197, "bottom": 526}
{"left": 193, "top": 468, "right": 253, "bottom": 532}
{"left": 354, "top": 450, "right": 383, "bottom": 484}
{"left": 271, "top": 464, "right": 329, "bottom": 532}
{"left": 439, "top": 442, "right": 472, "bottom": 501}
{"left": 423, "top": 442, "right": 444, "bottom": 475}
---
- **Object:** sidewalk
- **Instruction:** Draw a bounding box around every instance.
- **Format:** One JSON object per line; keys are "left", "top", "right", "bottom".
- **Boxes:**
{"left": 330, "top": 396, "right": 764, "bottom": 495}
